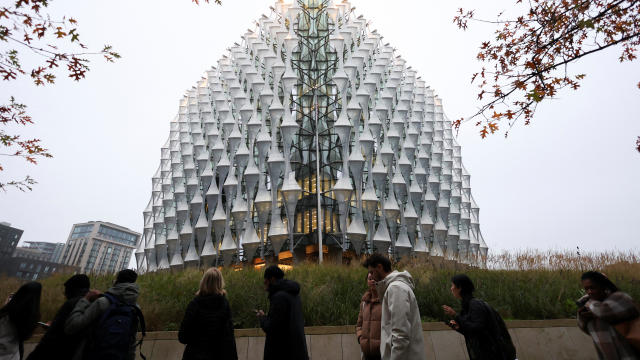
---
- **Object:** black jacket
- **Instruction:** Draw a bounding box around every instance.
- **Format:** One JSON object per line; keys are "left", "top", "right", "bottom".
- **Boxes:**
{"left": 455, "top": 297, "right": 516, "bottom": 360}
{"left": 178, "top": 294, "right": 237, "bottom": 360}
{"left": 27, "top": 291, "right": 87, "bottom": 360}
{"left": 260, "top": 279, "right": 308, "bottom": 360}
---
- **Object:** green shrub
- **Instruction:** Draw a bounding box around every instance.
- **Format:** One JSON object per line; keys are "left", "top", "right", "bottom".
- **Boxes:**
{"left": 1, "top": 257, "right": 638, "bottom": 331}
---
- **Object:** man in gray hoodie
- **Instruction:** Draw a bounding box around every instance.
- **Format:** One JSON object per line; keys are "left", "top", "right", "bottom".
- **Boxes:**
{"left": 64, "top": 269, "right": 141, "bottom": 360}
{"left": 363, "top": 254, "right": 426, "bottom": 360}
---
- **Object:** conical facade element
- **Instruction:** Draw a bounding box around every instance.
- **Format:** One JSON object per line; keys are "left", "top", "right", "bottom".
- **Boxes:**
{"left": 138, "top": 0, "right": 487, "bottom": 270}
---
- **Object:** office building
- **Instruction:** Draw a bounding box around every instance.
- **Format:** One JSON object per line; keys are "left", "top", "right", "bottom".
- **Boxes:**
{"left": 60, "top": 221, "right": 140, "bottom": 274}
{"left": 13, "top": 241, "right": 65, "bottom": 263}
{"left": 0, "top": 222, "right": 22, "bottom": 259}
{"left": 0, "top": 223, "right": 77, "bottom": 280}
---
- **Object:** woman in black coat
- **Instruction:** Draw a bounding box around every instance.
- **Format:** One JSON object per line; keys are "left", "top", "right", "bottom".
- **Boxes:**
{"left": 0, "top": 281, "right": 41, "bottom": 360}
{"left": 179, "top": 268, "right": 237, "bottom": 360}
{"left": 442, "top": 274, "right": 516, "bottom": 360}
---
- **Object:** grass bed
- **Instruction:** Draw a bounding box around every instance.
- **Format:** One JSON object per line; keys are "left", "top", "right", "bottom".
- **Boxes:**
{"left": 2, "top": 251, "right": 638, "bottom": 331}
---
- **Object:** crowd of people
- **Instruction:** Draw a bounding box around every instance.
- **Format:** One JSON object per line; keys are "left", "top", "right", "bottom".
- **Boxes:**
{"left": 0, "top": 253, "right": 638, "bottom": 360}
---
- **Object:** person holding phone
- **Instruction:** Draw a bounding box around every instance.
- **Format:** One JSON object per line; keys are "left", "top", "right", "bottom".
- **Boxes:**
{"left": 442, "top": 274, "right": 516, "bottom": 360}
{"left": 27, "top": 274, "right": 90, "bottom": 360}
{"left": 0, "top": 282, "right": 41, "bottom": 360}
{"left": 178, "top": 267, "right": 237, "bottom": 360}
{"left": 577, "top": 271, "right": 639, "bottom": 360}
{"left": 255, "top": 265, "right": 308, "bottom": 360}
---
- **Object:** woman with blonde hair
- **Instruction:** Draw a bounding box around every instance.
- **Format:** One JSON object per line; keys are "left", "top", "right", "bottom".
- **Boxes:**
{"left": 179, "top": 268, "right": 237, "bottom": 360}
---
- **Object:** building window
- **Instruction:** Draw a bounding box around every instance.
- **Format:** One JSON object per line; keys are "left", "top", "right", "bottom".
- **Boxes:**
{"left": 19, "top": 262, "right": 26, "bottom": 269}
{"left": 32, "top": 273, "right": 38, "bottom": 280}
{"left": 71, "top": 224, "right": 93, "bottom": 239}
{"left": 97, "top": 225, "right": 137, "bottom": 246}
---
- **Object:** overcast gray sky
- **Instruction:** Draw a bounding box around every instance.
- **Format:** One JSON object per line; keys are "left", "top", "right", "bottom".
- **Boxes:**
{"left": 1, "top": 0, "right": 638, "bottom": 256}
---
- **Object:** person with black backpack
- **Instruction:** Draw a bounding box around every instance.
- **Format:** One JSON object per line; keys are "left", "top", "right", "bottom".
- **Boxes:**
{"left": 442, "top": 274, "right": 517, "bottom": 360}
{"left": 64, "top": 269, "right": 145, "bottom": 360}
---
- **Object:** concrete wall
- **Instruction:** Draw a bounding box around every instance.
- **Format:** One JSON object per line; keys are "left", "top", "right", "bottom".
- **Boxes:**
{"left": 24, "top": 319, "right": 597, "bottom": 360}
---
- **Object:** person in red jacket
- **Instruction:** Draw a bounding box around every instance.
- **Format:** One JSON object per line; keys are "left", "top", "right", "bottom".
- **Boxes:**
{"left": 356, "top": 272, "right": 382, "bottom": 360}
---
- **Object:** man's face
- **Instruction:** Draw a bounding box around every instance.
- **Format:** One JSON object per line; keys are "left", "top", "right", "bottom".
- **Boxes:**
{"left": 367, "top": 264, "right": 386, "bottom": 282}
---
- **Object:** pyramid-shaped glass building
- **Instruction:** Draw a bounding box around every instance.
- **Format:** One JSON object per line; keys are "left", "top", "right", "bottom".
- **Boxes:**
{"left": 136, "top": 0, "right": 488, "bottom": 272}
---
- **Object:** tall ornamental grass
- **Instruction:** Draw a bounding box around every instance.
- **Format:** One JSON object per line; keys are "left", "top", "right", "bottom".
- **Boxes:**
{"left": 1, "top": 250, "right": 638, "bottom": 331}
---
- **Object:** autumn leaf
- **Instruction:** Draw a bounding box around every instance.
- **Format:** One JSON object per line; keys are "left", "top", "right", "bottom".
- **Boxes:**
{"left": 0, "top": 0, "right": 123, "bottom": 190}
{"left": 455, "top": 0, "right": 640, "bottom": 151}
{"left": 480, "top": 126, "right": 489, "bottom": 139}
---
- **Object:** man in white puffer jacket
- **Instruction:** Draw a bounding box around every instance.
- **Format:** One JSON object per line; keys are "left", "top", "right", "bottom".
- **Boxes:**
{"left": 364, "top": 254, "right": 427, "bottom": 360}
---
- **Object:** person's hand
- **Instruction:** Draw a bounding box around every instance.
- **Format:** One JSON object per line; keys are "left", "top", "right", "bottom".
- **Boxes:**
{"left": 255, "top": 309, "right": 265, "bottom": 318}
{"left": 85, "top": 289, "right": 102, "bottom": 302}
{"left": 578, "top": 307, "right": 595, "bottom": 320}
{"left": 448, "top": 320, "right": 460, "bottom": 330}
{"left": 4, "top": 293, "right": 14, "bottom": 305}
{"left": 442, "top": 305, "right": 457, "bottom": 317}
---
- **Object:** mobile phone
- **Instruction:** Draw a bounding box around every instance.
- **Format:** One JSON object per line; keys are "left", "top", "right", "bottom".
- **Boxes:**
{"left": 37, "top": 321, "right": 50, "bottom": 329}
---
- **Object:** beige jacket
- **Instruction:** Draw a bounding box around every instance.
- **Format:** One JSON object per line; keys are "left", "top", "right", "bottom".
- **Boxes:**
{"left": 376, "top": 271, "right": 426, "bottom": 360}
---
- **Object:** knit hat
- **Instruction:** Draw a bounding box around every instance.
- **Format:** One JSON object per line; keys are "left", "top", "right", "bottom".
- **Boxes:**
{"left": 63, "top": 274, "right": 90, "bottom": 298}
{"left": 115, "top": 269, "right": 138, "bottom": 284}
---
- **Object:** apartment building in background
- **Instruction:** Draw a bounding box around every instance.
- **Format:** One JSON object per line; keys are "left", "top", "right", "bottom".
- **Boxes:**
{"left": 0, "top": 222, "right": 22, "bottom": 258}
{"left": 61, "top": 221, "right": 140, "bottom": 274}
{"left": 13, "top": 241, "right": 65, "bottom": 263}
{"left": 0, "top": 222, "right": 76, "bottom": 280}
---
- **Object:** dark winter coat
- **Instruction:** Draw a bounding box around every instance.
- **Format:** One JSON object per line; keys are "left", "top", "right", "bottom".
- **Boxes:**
{"left": 454, "top": 297, "right": 516, "bottom": 360}
{"left": 260, "top": 279, "right": 308, "bottom": 360}
{"left": 178, "top": 293, "right": 237, "bottom": 360}
{"left": 27, "top": 289, "right": 88, "bottom": 360}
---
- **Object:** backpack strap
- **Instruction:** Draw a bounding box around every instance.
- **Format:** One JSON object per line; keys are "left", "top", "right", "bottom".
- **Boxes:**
{"left": 98, "top": 293, "right": 120, "bottom": 324}
{"left": 133, "top": 304, "right": 146, "bottom": 360}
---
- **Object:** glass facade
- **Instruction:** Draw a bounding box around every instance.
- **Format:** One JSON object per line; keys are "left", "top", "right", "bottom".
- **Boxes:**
{"left": 98, "top": 225, "right": 138, "bottom": 246}
{"left": 71, "top": 224, "right": 93, "bottom": 239}
{"left": 61, "top": 222, "right": 138, "bottom": 274}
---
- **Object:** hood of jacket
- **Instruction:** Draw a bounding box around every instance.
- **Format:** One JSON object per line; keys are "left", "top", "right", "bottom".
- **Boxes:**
{"left": 268, "top": 279, "right": 300, "bottom": 299}
{"left": 376, "top": 270, "right": 414, "bottom": 297}
{"left": 106, "top": 282, "right": 139, "bottom": 305}
{"left": 192, "top": 293, "right": 227, "bottom": 309}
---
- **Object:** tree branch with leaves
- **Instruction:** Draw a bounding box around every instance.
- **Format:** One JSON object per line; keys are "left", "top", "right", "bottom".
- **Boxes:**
{"left": 453, "top": 0, "right": 640, "bottom": 152}
{"left": 0, "top": 0, "right": 120, "bottom": 191}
